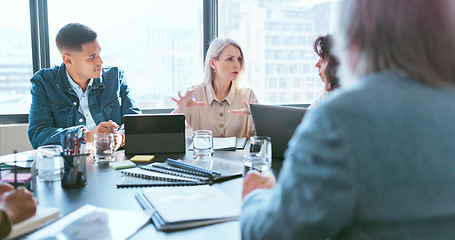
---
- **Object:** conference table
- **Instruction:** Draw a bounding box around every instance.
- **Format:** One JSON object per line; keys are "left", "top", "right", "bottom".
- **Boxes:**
{"left": 17, "top": 143, "right": 283, "bottom": 239}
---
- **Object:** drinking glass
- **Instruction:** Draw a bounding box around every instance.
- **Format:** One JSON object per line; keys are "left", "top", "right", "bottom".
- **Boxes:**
{"left": 243, "top": 136, "right": 272, "bottom": 176}
{"left": 36, "top": 145, "right": 64, "bottom": 181}
{"left": 192, "top": 130, "right": 214, "bottom": 159}
{"left": 93, "top": 133, "right": 115, "bottom": 163}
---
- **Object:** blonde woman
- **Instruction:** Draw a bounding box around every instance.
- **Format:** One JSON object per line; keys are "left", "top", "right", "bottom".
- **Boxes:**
{"left": 172, "top": 38, "right": 256, "bottom": 138}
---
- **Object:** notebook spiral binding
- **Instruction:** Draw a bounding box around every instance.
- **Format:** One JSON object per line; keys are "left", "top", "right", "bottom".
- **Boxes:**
{"left": 117, "top": 181, "right": 210, "bottom": 188}
{"left": 121, "top": 170, "right": 193, "bottom": 182}
{"left": 165, "top": 158, "right": 221, "bottom": 179}
{"left": 140, "top": 164, "right": 211, "bottom": 181}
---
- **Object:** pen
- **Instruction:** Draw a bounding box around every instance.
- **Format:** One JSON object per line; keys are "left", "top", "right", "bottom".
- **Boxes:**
{"left": 13, "top": 150, "right": 17, "bottom": 189}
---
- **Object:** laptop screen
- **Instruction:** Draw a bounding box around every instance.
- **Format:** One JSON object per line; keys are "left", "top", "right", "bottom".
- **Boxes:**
{"left": 250, "top": 104, "right": 307, "bottom": 160}
{"left": 124, "top": 114, "right": 186, "bottom": 155}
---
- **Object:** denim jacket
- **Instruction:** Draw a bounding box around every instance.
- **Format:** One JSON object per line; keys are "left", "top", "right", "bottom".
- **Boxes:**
{"left": 28, "top": 63, "right": 141, "bottom": 149}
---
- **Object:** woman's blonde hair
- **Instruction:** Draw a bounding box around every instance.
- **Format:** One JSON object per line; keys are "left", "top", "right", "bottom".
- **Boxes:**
{"left": 336, "top": 0, "right": 455, "bottom": 86}
{"left": 202, "top": 37, "right": 244, "bottom": 89}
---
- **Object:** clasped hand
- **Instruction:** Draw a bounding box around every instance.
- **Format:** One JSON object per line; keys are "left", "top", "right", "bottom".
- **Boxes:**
{"left": 84, "top": 120, "right": 123, "bottom": 150}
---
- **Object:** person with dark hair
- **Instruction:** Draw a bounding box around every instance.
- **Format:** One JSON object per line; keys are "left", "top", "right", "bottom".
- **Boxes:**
{"left": 28, "top": 23, "right": 141, "bottom": 149}
{"left": 309, "top": 34, "right": 340, "bottom": 108}
{"left": 0, "top": 183, "right": 37, "bottom": 238}
{"left": 241, "top": 0, "right": 455, "bottom": 239}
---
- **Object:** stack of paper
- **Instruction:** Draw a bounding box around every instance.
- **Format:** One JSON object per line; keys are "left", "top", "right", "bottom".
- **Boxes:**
{"left": 136, "top": 185, "right": 240, "bottom": 231}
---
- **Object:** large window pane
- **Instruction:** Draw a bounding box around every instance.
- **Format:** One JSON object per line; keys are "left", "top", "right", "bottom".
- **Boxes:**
{"left": 48, "top": 0, "right": 203, "bottom": 109}
{"left": 219, "top": 0, "right": 339, "bottom": 105}
{"left": 0, "top": 2, "right": 33, "bottom": 114}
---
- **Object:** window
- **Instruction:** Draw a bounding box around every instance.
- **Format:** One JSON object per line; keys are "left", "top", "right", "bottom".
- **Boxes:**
{"left": 0, "top": 0, "right": 339, "bottom": 116}
{"left": 266, "top": 50, "right": 273, "bottom": 59}
{"left": 289, "top": 64, "right": 298, "bottom": 74}
{"left": 279, "top": 78, "right": 287, "bottom": 88}
{"left": 269, "top": 78, "right": 277, "bottom": 88}
{"left": 271, "top": 36, "right": 279, "bottom": 45}
{"left": 0, "top": 2, "right": 33, "bottom": 114}
{"left": 293, "top": 92, "right": 301, "bottom": 101}
{"left": 276, "top": 64, "right": 285, "bottom": 74}
{"left": 268, "top": 92, "right": 277, "bottom": 102}
{"left": 294, "top": 78, "right": 302, "bottom": 88}
{"left": 47, "top": 0, "right": 203, "bottom": 109}
{"left": 287, "top": 51, "right": 295, "bottom": 60}
{"left": 219, "top": 0, "right": 339, "bottom": 104}
{"left": 273, "top": 50, "right": 281, "bottom": 59}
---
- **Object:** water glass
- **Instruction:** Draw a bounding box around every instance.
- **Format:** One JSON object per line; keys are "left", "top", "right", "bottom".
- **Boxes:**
{"left": 193, "top": 130, "right": 214, "bottom": 159}
{"left": 36, "top": 145, "right": 64, "bottom": 181}
{"left": 93, "top": 133, "right": 115, "bottom": 163}
{"left": 243, "top": 136, "right": 272, "bottom": 176}
{"left": 243, "top": 153, "right": 272, "bottom": 176}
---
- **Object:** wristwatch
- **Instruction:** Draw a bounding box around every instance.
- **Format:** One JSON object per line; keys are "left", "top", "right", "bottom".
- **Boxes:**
{"left": 0, "top": 209, "right": 11, "bottom": 238}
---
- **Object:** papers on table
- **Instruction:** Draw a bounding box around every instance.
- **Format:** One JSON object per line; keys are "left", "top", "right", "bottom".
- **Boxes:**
{"left": 24, "top": 205, "right": 152, "bottom": 240}
{"left": 189, "top": 137, "right": 247, "bottom": 151}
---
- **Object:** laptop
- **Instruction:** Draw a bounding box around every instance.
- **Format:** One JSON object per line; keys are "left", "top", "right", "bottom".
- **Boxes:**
{"left": 124, "top": 114, "right": 186, "bottom": 155}
{"left": 250, "top": 103, "right": 307, "bottom": 160}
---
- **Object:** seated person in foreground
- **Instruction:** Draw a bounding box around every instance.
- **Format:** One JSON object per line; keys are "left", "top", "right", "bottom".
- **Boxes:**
{"left": 0, "top": 183, "right": 37, "bottom": 238}
{"left": 241, "top": 0, "right": 455, "bottom": 239}
{"left": 28, "top": 23, "right": 141, "bottom": 150}
{"left": 171, "top": 37, "right": 257, "bottom": 138}
{"left": 309, "top": 34, "right": 340, "bottom": 109}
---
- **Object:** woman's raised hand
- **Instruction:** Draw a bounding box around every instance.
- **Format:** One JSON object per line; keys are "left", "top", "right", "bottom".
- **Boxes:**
{"left": 172, "top": 90, "right": 207, "bottom": 113}
{"left": 229, "top": 99, "right": 254, "bottom": 115}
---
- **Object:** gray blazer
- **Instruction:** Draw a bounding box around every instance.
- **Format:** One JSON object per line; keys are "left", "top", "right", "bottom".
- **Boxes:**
{"left": 241, "top": 71, "right": 455, "bottom": 240}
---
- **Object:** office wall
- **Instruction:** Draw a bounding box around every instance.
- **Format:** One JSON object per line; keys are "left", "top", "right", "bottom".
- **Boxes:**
{"left": 0, "top": 124, "right": 33, "bottom": 155}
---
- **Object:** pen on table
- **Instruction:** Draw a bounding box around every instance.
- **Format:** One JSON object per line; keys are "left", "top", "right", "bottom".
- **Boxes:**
{"left": 13, "top": 150, "right": 17, "bottom": 189}
{"left": 252, "top": 167, "right": 263, "bottom": 173}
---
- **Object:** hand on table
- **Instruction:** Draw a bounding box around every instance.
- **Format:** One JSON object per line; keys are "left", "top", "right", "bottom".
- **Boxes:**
{"left": 242, "top": 170, "right": 276, "bottom": 199}
{"left": 0, "top": 183, "right": 14, "bottom": 198}
{"left": 0, "top": 188, "right": 37, "bottom": 224}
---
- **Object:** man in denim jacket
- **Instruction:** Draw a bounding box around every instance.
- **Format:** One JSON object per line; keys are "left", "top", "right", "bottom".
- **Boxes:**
{"left": 28, "top": 23, "right": 141, "bottom": 149}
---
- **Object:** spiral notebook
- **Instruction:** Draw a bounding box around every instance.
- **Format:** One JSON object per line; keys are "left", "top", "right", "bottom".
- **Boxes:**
{"left": 148, "top": 158, "right": 243, "bottom": 182}
{"left": 139, "top": 164, "right": 212, "bottom": 181}
{"left": 118, "top": 158, "right": 243, "bottom": 188}
{"left": 121, "top": 168, "right": 203, "bottom": 182}
{"left": 117, "top": 175, "right": 210, "bottom": 188}
{"left": 135, "top": 185, "right": 240, "bottom": 231}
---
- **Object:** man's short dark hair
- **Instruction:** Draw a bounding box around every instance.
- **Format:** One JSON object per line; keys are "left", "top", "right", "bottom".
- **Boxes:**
{"left": 56, "top": 23, "right": 97, "bottom": 52}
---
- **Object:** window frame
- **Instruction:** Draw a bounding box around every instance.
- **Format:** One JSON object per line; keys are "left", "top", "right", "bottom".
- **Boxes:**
{"left": 0, "top": 0, "right": 306, "bottom": 124}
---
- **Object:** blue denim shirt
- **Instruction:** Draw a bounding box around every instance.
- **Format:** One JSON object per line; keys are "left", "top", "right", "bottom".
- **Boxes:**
{"left": 28, "top": 63, "right": 141, "bottom": 149}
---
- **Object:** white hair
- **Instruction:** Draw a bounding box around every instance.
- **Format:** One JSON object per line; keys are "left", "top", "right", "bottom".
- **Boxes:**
{"left": 335, "top": 0, "right": 455, "bottom": 86}
{"left": 202, "top": 37, "right": 244, "bottom": 89}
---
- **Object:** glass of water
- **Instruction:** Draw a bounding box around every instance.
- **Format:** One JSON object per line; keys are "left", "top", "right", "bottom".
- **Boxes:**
{"left": 93, "top": 133, "right": 115, "bottom": 163}
{"left": 192, "top": 130, "right": 214, "bottom": 159}
{"left": 243, "top": 136, "right": 272, "bottom": 176}
{"left": 36, "top": 145, "right": 64, "bottom": 181}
